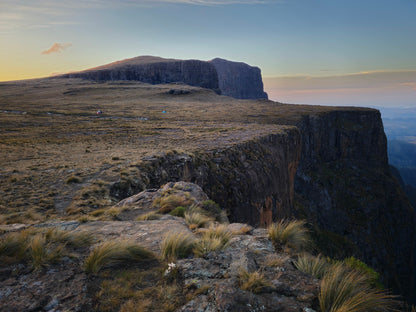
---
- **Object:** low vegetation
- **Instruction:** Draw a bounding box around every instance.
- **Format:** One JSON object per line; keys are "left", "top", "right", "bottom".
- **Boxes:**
{"left": 83, "top": 240, "right": 155, "bottom": 274}
{"left": 294, "top": 253, "right": 329, "bottom": 279}
{"left": 160, "top": 232, "right": 196, "bottom": 261}
{"left": 193, "top": 224, "right": 232, "bottom": 257}
{"left": 184, "top": 211, "right": 213, "bottom": 230}
{"left": 238, "top": 268, "right": 271, "bottom": 294}
{"left": 319, "top": 264, "right": 397, "bottom": 312}
{"left": 267, "top": 219, "right": 311, "bottom": 251}
{"left": 0, "top": 227, "right": 94, "bottom": 269}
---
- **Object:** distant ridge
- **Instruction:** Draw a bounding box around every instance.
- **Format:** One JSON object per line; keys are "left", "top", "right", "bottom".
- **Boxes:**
{"left": 59, "top": 55, "right": 268, "bottom": 100}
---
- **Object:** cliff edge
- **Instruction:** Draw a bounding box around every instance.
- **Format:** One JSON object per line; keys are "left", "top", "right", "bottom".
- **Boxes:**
{"left": 59, "top": 55, "right": 268, "bottom": 100}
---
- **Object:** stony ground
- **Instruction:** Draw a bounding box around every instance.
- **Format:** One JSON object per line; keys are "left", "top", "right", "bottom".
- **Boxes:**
{"left": 0, "top": 182, "right": 319, "bottom": 312}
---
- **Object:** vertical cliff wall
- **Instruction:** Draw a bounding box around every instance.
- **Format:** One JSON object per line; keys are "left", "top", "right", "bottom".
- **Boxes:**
{"left": 59, "top": 56, "right": 269, "bottom": 100}
{"left": 109, "top": 107, "right": 415, "bottom": 303}
{"left": 293, "top": 110, "right": 416, "bottom": 302}
{"left": 62, "top": 59, "right": 220, "bottom": 92}
{"left": 210, "top": 58, "right": 268, "bottom": 99}
{"left": 110, "top": 126, "right": 301, "bottom": 227}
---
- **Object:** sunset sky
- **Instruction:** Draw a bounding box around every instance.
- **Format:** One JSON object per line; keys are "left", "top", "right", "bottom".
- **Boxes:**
{"left": 1, "top": 0, "right": 415, "bottom": 107}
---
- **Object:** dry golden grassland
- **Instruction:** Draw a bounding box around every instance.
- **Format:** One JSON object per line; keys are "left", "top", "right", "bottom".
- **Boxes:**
{"left": 0, "top": 78, "right": 368, "bottom": 224}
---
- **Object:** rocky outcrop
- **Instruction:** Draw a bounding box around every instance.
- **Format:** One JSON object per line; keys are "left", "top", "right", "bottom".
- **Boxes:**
{"left": 210, "top": 58, "right": 268, "bottom": 99}
{"left": 59, "top": 56, "right": 269, "bottom": 99}
{"left": 110, "top": 127, "right": 301, "bottom": 227}
{"left": 108, "top": 108, "right": 416, "bottom": 303}
{"left": 293, "top": 110, "right": 416, "bottom": 302}
{"left": 61, "top": 56, "right": 220, "bottom": 93}
{"left": 0, "top": 218, "right": 319, "bottom": 312}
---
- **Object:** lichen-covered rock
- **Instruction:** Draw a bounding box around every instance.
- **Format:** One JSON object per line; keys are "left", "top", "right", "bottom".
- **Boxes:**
{"left": 177, "top": 228, "right": 319, "bottom": 312}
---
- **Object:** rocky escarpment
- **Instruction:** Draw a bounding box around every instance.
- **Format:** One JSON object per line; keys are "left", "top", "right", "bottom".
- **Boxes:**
{"left": 110, "top": 126, "right": 301, "bottom": 228}
{"left": 59, "top": 56, "right": 269, "bottom": 100}
{"left": 210, "top": 58, "right": 268, "bottom": 99}
{"left": 109, "top": 108, "right": 416, "bottom": 303}
{"left": 293, "top": 110, "right": 416, "bottom": 302}
{"left": 61, "top": 57, "right": 220, "bottom": 93}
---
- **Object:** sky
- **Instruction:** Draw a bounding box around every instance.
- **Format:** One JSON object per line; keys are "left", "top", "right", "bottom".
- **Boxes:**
{"left": 1, "top": 0, "right": 416, "bottom": 107}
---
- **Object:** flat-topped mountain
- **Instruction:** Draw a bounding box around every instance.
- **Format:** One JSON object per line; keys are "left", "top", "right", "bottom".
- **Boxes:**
{"left": 59, "top": 55, "right": 268, "bottom": 100}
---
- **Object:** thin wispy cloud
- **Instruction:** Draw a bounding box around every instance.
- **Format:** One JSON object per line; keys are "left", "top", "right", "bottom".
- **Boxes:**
{"left": 41, "top": 43, "right": 72, "bottom": 55}
{"left": 0, "top": 0, "right": 271, "bottom": 31}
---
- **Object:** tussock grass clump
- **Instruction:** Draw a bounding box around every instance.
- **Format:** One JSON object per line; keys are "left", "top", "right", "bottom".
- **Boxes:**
{"left": 184, "top": 212, "right": 213, "bottom": 230}
{"left": 29, "top": 234, "right": 64, "bottom": 269}
{"left": 319, "top": 264, "right": 398, "bottom": 312}
{"left": 294, "top": 254, "right": 329, "bottom": 279}
{"left": 155, "top": 194, "right": 192, "bottom": 214}
{"left": 84, "top": 241, "right": 155, "bottom": 274}
{"left": 238, "top": 268, "right": 271, "bottom": 294}
{"left": 169, "top": 206, "right": 186, "bottom": 217}
{"left": 0, "top": 231, "right": 30, "bottom": 263}
{"left": 193, "top": 225, "right": 232, "bottom": 257}
{"left": 267, "top": 219, "right": 311, "bottom": 251}
{"left": 136, "top": 211, "right": 162, "bottom": 221}
{"left": 0, "top": 227, "right": 95, "bottom": 268}
{"left": 44, "top": 228, "right": 95, "bottom": 247}
{"left": 160, "top": 232, "right": 195, "bottom": 261}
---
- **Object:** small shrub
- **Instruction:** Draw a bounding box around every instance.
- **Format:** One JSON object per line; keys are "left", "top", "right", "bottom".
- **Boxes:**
{"left": 201, "top": 200, "right": 228, "bottom": 223}
{"left": 160, "top": 232, "right": 195, "bottom": 261}
{"left": 267, "top": 219, "right": 311, "bottom": 251}
{"left": 184, "top": 212, "right": 213, "bottom": 229}
{"left": 294, "top": 254, "right": 329, "bottom": 279}
{"left": 343, "top": 256, "right": 383, "bottom": 289}
{"left": 84, "top": 241, "right": 155, "bottom": 274}
{"left": 238, "top": 268, "right": 271, "bottom": 294}
{"left": 169, "top": 206, "right": 186, "bottom": 217}
{"left": 319, "top": 264, "right": 398, "bottom": 312}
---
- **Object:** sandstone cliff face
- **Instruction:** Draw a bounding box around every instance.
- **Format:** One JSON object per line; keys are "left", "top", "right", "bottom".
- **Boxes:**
{"left": 62, "top": 59, "right": 221, "bottom": 93}
{"left": 210, "top": 58, "right": 268, "bottom": 99}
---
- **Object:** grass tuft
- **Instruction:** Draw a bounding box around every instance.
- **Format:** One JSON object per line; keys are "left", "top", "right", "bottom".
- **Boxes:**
{"left": 83, "top": 241, "right": 155, "bottom": 274}
{"left": 184, "top": 212, "right": 213, "bottom": 229}
{"left": 238, "top": 268, "right": 271, "bottom": 294}
{"left": 319, "top": 264, "right": 398, "bottom": 312}
{"left": 160, "top": 232, "right": 195, "bottom": 261}
{"left": 155, "top": 194, "right": 192, "bottom": 214}
{"left": 193, "top": 225, "right": 232, "bottom": 257}
{"left": 294, "top": 253, "right": 329, "bottom": 279}
{"left": 267, "top": 219, "right": 311, "bottom": 251}
{"left": 136, "top": 212, "right": 162, "bottom": 221}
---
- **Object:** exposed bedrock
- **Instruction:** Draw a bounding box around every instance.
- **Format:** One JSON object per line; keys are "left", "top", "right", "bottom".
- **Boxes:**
{"left": 62, "top": 59, "right": 221, "bottom": 93}
{"left": 110, "top": 108, "right": 416, "bottom": 303}
{"left": 111, "top": 126, "right": 301, "bottom": 227}
{"left": 210, "top": 58, "right": 268, "bottom": 99}
{"left": 59, "top": 56, "right": 269, "bottom": 99}
{"left": 293, "top": 109, "right": 416, "bottom": 302}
